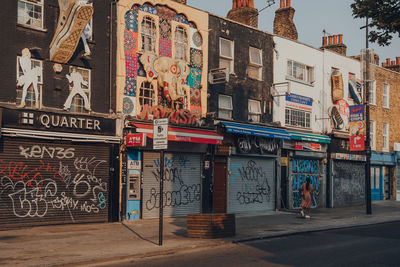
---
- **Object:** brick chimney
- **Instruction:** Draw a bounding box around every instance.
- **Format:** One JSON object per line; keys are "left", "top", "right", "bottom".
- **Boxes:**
{"left": 227, "top": 0, "right": 258, "bottom": 28}
{"left": 171, "top": 0, "right": 187, "bottom": 4}
{"left": 383, "top": 57, "right": 400, "bottom": 73}
{"left": 320, "top": 33, "right": 347, "bottom": 56}
{"left": 273, "top": 0, "right": 298, "bottom": 40}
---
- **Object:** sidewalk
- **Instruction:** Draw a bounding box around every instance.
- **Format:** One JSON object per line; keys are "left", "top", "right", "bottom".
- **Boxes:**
{"left": 1, "top": 201, "right": 400, "bottom": 267}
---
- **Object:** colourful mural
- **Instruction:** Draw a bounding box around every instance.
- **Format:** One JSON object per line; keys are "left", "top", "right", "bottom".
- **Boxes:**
{"left": 122, "top": 3, "right": 204, "bottom": 122}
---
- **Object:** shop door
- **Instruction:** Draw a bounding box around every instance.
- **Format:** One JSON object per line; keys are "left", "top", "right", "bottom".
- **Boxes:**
{"left": 228, "top": 156, "right": 275, "bottom": 214}
{"left": 0, "top": 138, "right": 111, "bottom": 229}
{"left": 213, "top": 162, "right": 227, "bottom": 213}
{"left": 142, "top": 152, "right": 201, "bottom": 218}
{"left": 371, "top": 166, "right": 383, "bottom": 201}
{"left": 383, "top": 167, "right": 390, "bottom": 200}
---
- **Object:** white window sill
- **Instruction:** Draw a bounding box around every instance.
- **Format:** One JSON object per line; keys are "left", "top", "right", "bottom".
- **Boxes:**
{"left": 17, "top": 23, "right": 47, "bottom": 33}
{"left": 286, "top": 76, "right": 314, "bottom": 87}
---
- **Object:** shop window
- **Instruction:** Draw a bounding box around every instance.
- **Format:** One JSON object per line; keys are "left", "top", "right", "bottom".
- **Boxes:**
{"left": 141, "top": 16, "right": 156, "bottom": 52}
{"left": 219, "top": 38, "right": 234, "bottom": 74}
{"left": 139, "top": 81, "right": 155, "bottom": 108}
{"left": 18, "top": 0, "right": 44, "bottom": 29}
{"left": 247, "top": 47, "right": 262, "bottom": 80}
{"left": 16, "top": 56, "right": 43, "bottom": 108}
{"left": 382, "top": 122, "right": 389, "bottom": 151}
{"left": 174, "top": 26, "right": 188, "bottom": 61}
{"left": 218, "top": 94, "right": 232, "bottom": 119}
{"left": 285, "top": 108, "right": 311, "bottom": 128}
{"left": 248, "top": 99, "right": 261, "bottom": 123}
{"left": 287, "top": 60, "right": 314, "bottom": 84}
{"left": 69, "top": 67, "right": 91, "bottom": 113}
{"left": 383, "top": 83, "right": 389, "bottom": 108}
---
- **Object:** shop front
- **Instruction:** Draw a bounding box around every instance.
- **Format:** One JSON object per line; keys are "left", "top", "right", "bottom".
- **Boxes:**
{"left": 0, "top": 108, "right": 120, "bottom": 229}
{"left": 214, "top": 121, "right": 290, "bottom": 214}
{"left": 123, "top": 122, "right": 223, "bottom": 220}
{"left": 281, "top": 132, "right": 330, "bottom": 210}
{"left": 397, "top": 152, "right": 400, "bottom": 201}
{"left": 370, "top": 152, "right": 396, "bottom": 201}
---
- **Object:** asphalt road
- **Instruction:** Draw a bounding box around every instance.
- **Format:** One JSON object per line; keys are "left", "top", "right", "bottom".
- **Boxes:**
{"left": 103, "top": 222, "right": 400, "bottom": 267}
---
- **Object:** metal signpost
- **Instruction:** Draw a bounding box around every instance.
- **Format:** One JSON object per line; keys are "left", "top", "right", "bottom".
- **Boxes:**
{"left": 153, "top": 118, "right": 168, "bottom": 246}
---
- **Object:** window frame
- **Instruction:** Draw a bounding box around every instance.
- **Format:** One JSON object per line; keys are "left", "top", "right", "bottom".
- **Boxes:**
{"left": 286, "top": 59, "right": 314, "bottom": 84}
{"left": 370, "top": 120, "right": 376, "bottom": 150}
{"left": 68, "top": 66, "right": 91, "bottom": 113}
{"left": 17, "top": 0, "right": 44, "bottom": 30}
{"left": 138, "top": 13, "right": 158, "bottom": 54}
{"left": 247, "top": 46, "right": 262, "bottom": 80}
{"left": 248, "top": 99, "right": 261, "bottom": 123}
{"left": 172, "top": 22, "right": 189, "bottom": 61}
{"left": 368, "top": 80, "right": 376, "bottom": 105}
{"left": 219, "top": 38, "right": 234, "bottom": 74}
{"left": 382, "top": 83, "right": 390, "bottom": 109}
{"left": 16, "top": 56, "right": 43, "bottom": 108}
{"left": 285, "top": 107, "right": 311, "bottom": 129}
{"left": 382, "top": 122, "right": 389, "bottom": 151}
{"left": 138, "top": 80, "right": 156, "bottom": 109}
{"left": 218, "top": 94, "right": 233, "bottom": 120}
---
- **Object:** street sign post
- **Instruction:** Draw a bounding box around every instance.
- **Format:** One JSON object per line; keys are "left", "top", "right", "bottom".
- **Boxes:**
{"left": 153, "top": 118, "right": 168, "bottom": 246}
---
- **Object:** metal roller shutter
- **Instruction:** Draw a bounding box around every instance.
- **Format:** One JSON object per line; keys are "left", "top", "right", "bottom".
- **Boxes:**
{"left": 0, "top": 137, "right": 110, "bottom": 229}
{"left": 142, "top": 152, "right": 201, "bottom": 219}
{"left": 228, "top": 156, "right": 275, "bottom": 213}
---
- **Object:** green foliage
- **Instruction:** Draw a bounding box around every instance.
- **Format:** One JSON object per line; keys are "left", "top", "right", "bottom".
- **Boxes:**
{"left": 351, "top": 0, "right": 400, "bottom": 46}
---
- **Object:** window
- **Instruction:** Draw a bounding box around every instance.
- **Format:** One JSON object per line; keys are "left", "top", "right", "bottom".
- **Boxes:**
{"left": 382, "top": 122, "right": 389, "bottom": 151}
{"left": 218, "top": 94, "right": 232, "bottom": 119}
{"left": 285, "top": 108, "right": 311, "bottom": 128}
{"left": 370, "top": 120, "right": 376, "bottom": 150}
{"left": 368, "top": 80, "right": 376, "bottom": 105}
{"left": 18, "top": 0, "right": 44, "bottom": 29}
{"left": 219, "top": 38, "right": 234, "bottom": 73}
{"left": 16, "top": 56, "right": 43, "bottom": 108}
{"left": 248, "top": 99, "right": 261, "bottom": 123}
{"left": 247, "top": 47, "right": 262, "bottom": 80}
{"left": 139, "top": 81, "right": 155, "bottom": 108}
{"left": 287, "top": 60, "right": 314, "bottom": 83}
{"left": 174, "top": 26, "right": 188, "bottom": 61}
{"left": 69, "top": 67, "right": 90, "bottom": 113}
{"left": 383, "top": 83, "right": 389, "bottom": 108}
{"left": 141, "top": 16, "right": 156, "bottom": 52}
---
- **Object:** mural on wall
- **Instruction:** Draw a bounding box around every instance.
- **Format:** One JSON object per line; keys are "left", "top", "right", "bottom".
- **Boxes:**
{"left": 17, "top": 49, "right": 42, "bottom": 109}
{"left": 329, "top": 99, "right": 349, "bottom": 131}
{"left": 291, "top": 159, "right": 320, "bottom": 209}
{"left": 64, "top": 67, "right": 91, "bottom": 111}
{"left": 49, "top": 0, "right": 94, "bottom": 63}
{"left": 123, "top": 3, "right": 203, "bottom": 123}
{"left": 0, "top": 142, "right": 109, "bottom": 225}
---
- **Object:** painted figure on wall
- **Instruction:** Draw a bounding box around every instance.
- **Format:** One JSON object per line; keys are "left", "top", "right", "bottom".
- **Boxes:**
{"left": 17, "top": 48, "right": 42, "bottom": 109}
{"left": 64, "top": 67, "right": 91, "bottom": 111}
{"left": 122, "top": 3, "right": 204, "bottom": 118}
{"left": 50, "top": 0, "right": 94, "bottom": 63}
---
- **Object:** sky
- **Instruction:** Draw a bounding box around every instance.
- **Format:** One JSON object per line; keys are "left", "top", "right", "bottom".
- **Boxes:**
{"left": 187, "top": 0, "right": 400, "bottom": 64}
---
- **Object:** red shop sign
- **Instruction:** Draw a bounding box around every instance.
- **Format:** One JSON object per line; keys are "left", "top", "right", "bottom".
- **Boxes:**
{"left": 350, "top": 135, "right": 365, "bottom": 151}
{"left": 126, "top": 133, "right": 147, "bottom": 147}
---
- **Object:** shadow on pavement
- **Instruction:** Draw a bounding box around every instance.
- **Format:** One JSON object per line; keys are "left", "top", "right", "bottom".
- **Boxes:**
{"left": 121, "top": 222, "right": 158, "bottom": 245}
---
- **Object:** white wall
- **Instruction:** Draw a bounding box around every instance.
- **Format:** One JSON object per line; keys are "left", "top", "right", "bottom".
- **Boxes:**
{"left": 273, "top": 36, "right": 324, "bottom": 134}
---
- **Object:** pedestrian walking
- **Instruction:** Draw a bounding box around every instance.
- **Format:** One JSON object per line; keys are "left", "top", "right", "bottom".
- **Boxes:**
{"left": 300, "top": 177, "right": 313, "bottom": 219}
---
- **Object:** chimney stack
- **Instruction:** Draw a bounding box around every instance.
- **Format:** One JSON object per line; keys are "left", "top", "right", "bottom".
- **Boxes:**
{"left": 321, "top": 33, "right": 347, "bottom": 56}
{"left": 227, "top": 0, "right": 259, "bottom": 28}
{"left": 273, "top": 0, "right": 298, "bottom": 40}
{"left": 383, "top": 57, "right": 400, "bottom": 73}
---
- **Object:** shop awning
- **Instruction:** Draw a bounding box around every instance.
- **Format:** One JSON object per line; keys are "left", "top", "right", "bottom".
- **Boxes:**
{"left": 220, "top": 121, "right": 290, "bottom": 140}
{"left": 131, "top": 123, "right": 223, "bottom": 145}
{"left": 288, "top": 131, "right": 331, "bottom": 143}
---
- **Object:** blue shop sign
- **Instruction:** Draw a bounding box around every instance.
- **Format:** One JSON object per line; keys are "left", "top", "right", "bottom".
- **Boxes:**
{"left": 286, "top": 94, "right": 313, "bottom": 106}
{"left": 349, "top": 105, "right": 364, "bottom": 122}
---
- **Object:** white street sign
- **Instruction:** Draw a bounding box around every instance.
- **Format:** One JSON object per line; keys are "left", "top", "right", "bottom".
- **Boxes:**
{"left": 153, "top": 118, "right": 168, "bottom": 150}
{"left": 128, "top": 160, "right": 141, "bottom": 170}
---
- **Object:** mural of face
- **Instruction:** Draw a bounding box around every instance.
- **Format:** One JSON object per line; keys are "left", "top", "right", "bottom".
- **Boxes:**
{"left": 140, "top": 52, "right": 190, "bottom": 109}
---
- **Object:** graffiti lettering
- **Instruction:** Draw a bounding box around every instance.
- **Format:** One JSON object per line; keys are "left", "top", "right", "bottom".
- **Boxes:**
{"left": 138, "top": 104, "right": 200, "bottom": 126}
{"left": 19, "top": 145, "right": 75, "bottom": 159}
{"left": 291, "top": 159, "right": 320, "bottom": 209}
{"left": 236, "top": 136, "right": 278, "bottom": 155}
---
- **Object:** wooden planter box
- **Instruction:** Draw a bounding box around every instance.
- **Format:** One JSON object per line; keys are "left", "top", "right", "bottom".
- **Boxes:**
{"left": 187, "top": 213, "right": 236, "bottom": 239}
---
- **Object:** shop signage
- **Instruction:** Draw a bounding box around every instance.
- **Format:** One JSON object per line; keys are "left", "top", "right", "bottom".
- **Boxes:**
{"left": 281, "top": 157, "right": 288, "bottom": 166}
{"left": 126, "top": 133, "right": 146, "bottom": 147}
{"left": 1, "top": 108, "right": 115, "bottom": 136}
{"left": 153, "top": 118, "right": 168, "bottom": 150}
{"left": 294, "top": 142, "right": 321, "bottom": 152}
{"left": 331, "top": 153, "right": 366, "bottom": 161}
{"left": 286, "top": 94, "right": 313, "bottom": 111}
{"left": 236, "top": 136, "right": 278, "bottom": 155}
{"left": 128, "top": 160, "right": 141, "bottom": 170}
{"left": 350, "top": 135, "right": 365, "bottom": 151}
{"left": 349, "top": 105, "right": 364, "bottom": 122}
{"left": 138, "top": 104, "right": 200, "bottom": 126}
